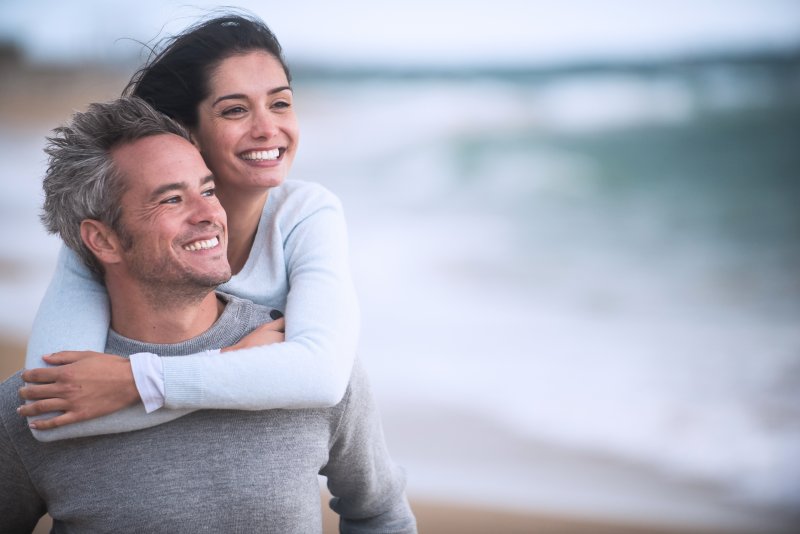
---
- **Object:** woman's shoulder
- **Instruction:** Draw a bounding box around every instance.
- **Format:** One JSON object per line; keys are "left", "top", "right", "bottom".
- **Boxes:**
{"left": 268, "top": 179, "right": 343, "bottom": 217}
{"left": 272, "top": 179, "right": 339, "bottom": 203}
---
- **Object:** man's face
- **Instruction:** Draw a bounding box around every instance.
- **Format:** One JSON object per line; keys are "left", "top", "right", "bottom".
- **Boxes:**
{"left": 110, "top": 134, "right": 231, "bottom": 299}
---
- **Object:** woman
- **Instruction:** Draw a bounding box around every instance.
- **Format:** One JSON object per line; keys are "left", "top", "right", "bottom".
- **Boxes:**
{"left": 20, "top": 13, "right": 359, "bottom": 440}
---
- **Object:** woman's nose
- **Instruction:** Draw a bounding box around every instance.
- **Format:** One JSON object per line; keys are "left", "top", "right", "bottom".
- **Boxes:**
{"left": 250, "top": 109, "right": 278, "bottom": 139}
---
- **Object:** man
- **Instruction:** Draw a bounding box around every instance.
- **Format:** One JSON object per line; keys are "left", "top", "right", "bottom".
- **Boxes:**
{"left": 0, "top": 97, "right": 416, "bottom": 533}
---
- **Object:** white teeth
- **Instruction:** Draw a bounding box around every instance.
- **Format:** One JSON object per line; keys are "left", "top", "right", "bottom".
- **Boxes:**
{"left": 183, "top": 237, "right": 219, "bottom": 251}
{"left": 241, "top": 149, "right": 280, "bottom": 161}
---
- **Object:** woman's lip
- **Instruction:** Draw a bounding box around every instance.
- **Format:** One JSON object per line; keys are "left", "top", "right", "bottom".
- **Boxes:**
{"left": 239, "top": 147, "right": 283, "bottom": 161}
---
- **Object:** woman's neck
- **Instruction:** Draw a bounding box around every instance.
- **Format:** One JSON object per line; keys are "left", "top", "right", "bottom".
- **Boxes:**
{"left": 217, "top": 187, "right": 269, "bottom": 275}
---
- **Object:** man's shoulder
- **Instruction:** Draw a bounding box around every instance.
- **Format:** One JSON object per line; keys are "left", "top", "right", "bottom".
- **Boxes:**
{"left": 216, "top": 292, "right": 278, "bottom": 330}
{"left": 330, "top": 358, "right": 370, "bottom": 419}
{"left": 0, "top": 372, "right": 23, "bottom": 402}
{"left": 0, "top": 372, "right": 24, "bottom": 428}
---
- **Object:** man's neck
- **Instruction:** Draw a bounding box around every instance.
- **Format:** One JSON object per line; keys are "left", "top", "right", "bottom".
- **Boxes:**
{"left": 106, "top": 282, "right": 224, "bottom": 344}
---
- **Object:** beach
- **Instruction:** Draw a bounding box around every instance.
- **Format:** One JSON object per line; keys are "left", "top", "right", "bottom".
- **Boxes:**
{"left": 2, "top": 340, "right": 794, "bottom": 534}
{"left": 0, "top": 342, "right": 754, "bottom": 534}
{"left": 3, "top": 53, "right": 799, "bottom": 533}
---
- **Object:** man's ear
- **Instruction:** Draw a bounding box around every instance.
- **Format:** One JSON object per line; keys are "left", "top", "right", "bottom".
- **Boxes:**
{"left": 80, "top": 219, "right": 124, "bottom": 266}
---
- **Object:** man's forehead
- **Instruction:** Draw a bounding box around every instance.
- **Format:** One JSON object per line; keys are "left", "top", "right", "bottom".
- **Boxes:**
{"left": 111, "top": 132, "right": 190, "bottom": 159}
{"left": 112, "top": 134, "right": 210, "bottom": 193}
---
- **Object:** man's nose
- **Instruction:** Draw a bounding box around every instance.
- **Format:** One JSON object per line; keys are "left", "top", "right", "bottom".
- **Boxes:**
{"left": 187, "top": 194, "right": 222, "bottom": 225}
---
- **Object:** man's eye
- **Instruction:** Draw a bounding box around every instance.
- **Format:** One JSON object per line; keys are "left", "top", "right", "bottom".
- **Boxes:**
{"left": 202, "top": 188, "right": 216, "bottom": 197}
{"left": 161, "top": 196, "right": 181, "bottom": 204}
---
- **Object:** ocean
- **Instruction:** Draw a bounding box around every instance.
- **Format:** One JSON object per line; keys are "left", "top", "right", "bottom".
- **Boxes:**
{"left": 1, "top": 57, "right": 799, "bottom": 528}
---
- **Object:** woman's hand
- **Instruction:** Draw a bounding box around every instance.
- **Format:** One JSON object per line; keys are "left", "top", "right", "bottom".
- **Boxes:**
{"left": 221, "top": 317, "right": 285, "bottom": 353}
{"left": 18, "top": 351, "right": 140, "bottom": 430}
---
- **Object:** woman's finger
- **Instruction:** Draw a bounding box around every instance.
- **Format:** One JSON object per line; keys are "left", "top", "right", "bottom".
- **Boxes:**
{"left": 17, "top": 398, "right": 67, "bottom": 417}
{"left": 18, "top": 383, "right": 65, "bottom": 401}
{"left": 265, "top": 317, "right": 285, "bottom": 331}
{"left": 28, "top": 411, "right": 80, "bottom": 431}
{"left": 21, "top": 366, "right": 58, "bottom": 384}
{"left": 43, "top": 350, "right": 99, "bottom": 365}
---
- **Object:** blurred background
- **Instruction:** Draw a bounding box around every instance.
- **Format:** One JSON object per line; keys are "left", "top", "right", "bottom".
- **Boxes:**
{"left": 1, "top": 1, "right": 799, "bottom": 532}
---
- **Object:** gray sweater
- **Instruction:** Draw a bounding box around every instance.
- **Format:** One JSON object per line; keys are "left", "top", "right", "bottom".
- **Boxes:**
{"left": 0, "top": 293, "right": 416, "bottom": 533}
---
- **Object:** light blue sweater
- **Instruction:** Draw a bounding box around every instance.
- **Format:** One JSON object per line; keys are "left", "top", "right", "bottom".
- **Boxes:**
{"left": 25, "top": 180, "right": 359, "bottom": 442}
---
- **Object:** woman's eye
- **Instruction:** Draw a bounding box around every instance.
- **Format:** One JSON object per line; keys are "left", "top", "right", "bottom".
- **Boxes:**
{"left": 221, "top": 106, "right": 247, "bottom": 116}
{"left": 273, "top": 100, "right": 291, "bottom": 110}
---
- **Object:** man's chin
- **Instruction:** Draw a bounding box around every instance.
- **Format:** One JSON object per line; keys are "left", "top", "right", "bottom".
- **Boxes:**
{"left": 191, "top": 271, "right": 232, "bottom": 290}
{"left": 182, "top": 263, "right": 232, "bottom": 287}
{"left": 142, "top": 270, "right": 232, "bottom": 304}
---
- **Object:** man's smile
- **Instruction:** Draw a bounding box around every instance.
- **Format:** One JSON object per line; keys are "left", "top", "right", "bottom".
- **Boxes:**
{"left": 182, "top": 236, "right": 221, "bottom": 252}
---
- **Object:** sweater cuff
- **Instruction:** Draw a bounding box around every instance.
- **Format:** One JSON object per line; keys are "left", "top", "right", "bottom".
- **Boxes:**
{"left": 160, "top": 349, "right": 220, "bottom": 409}
{"left": 129, "top": 352, "right": 165, "bottom": 413}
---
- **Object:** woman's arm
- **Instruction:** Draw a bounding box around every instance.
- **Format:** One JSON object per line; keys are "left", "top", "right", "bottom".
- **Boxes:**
{"left": 159, "top": 185, "right": 359, "bottom": 410}
{"left": 25, "top": 245, "right": 110, "bottom": 370}
{"left": 23, "top": 245, "right": 196, "bottom": 442}
{"left": 24, "top": 184, "right": 359, "bottom": 437}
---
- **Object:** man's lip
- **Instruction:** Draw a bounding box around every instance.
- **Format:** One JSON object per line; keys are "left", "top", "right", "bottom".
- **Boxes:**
{"left": 181, "top": 232, "right": 223, "bottom": 250}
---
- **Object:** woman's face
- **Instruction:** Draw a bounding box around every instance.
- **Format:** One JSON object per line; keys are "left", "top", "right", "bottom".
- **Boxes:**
{"left": 192, "top": 51, "right": 298, "bottom": 194}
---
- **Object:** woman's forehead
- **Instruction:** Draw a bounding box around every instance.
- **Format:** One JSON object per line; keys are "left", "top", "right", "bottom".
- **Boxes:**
{"left": 206, "top": 51, "right": 289, "bottom": 94}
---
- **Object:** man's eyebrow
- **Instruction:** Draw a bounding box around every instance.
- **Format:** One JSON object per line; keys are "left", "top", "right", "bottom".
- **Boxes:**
{"left": 148, "top": 175, "right": 213, "bottom": 202}
{"left": 212, "top": 86, "right": 293, "bottom": 107}
{"left": 149, "top": 182, "right": 185, "bottom": 201}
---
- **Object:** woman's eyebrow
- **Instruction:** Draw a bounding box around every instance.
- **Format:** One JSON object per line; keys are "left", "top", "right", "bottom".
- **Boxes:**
{"left": 212, "top": 93, "right": 246, "bottom": 106}
{"left": 269, "top": 86, "right": 292, "bottom": 95}
{"left": 212, "top": 86, "right": 293, "bottom": 107}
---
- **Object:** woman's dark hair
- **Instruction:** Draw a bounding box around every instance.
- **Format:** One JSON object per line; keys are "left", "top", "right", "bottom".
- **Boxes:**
{"left": 124, "top": 13, "right": 291, "bottom": 130}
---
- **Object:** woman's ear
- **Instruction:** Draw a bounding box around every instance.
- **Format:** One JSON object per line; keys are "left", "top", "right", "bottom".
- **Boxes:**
{"left": 80, "top": 219, "right": 124, "bottom": 266}
{"left": 188, "top": 130, "right": 201, "bottom": 150}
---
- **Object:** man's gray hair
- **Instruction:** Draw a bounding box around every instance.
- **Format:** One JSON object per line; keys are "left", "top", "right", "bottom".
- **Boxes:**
{"left": 41, "top": 96, "right": 192, "bottom": 275}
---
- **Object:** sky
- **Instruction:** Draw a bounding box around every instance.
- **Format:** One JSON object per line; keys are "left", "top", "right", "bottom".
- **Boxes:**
{"left": 1, "top": 0, "right": 799, "bottom": 68}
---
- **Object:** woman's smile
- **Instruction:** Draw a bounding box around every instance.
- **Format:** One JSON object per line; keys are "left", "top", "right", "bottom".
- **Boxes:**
{"left": 240, "top": 148, "right": 281, "bottom": 161}
{"left": 193, "top": 51, "right": 299, "bottom": 193}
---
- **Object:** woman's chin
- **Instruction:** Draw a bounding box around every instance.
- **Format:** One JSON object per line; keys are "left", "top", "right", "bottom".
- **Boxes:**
{"left": 232, "top": 170, "right": 287, "bottom": 192}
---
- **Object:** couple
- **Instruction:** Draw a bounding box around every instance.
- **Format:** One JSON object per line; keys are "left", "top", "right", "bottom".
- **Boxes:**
{"left": 0, "top": 13, "right": 416, "bottom": 534}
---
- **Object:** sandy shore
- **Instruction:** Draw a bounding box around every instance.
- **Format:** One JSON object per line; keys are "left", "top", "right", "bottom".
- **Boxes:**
{"left": 321, "top": 495, "right": 750, "bottom": 534}
{"left": 26, "top": 495, "right": 748, "bottom": 534}
{"left": 1, "top": 335, "right": 25, "bottom": 381}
